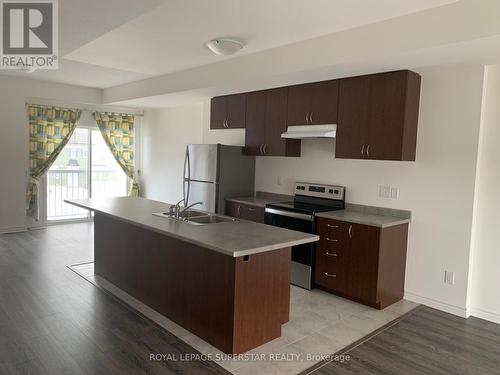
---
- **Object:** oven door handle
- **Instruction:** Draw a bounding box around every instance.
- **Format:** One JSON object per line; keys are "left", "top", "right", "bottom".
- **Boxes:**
{"left": 265, "top": 208, "right": 314, "bottom": 221}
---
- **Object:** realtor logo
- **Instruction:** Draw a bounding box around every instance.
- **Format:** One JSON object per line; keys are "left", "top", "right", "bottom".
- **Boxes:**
{"left": 1, "top": 0, "right": 58, "bottom": 70}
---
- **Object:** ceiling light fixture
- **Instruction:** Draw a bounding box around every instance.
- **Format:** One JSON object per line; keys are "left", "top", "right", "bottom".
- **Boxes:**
{"left": 205, "top": 38, "right": 244, "bottom": 56}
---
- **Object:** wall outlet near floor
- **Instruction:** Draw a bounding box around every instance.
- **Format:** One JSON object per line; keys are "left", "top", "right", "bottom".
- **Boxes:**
{"left": 444, "top": 271, "right": 455, "bottom": 285}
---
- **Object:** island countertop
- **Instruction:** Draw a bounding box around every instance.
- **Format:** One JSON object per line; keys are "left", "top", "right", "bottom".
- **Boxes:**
{"left": 66, "top": 197, "right": 318, "bottom": 257}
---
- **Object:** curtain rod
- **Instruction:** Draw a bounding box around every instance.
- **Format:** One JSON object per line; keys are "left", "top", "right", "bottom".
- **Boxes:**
{"left": 26, "top": 100, "right": 144, "bottom": 117}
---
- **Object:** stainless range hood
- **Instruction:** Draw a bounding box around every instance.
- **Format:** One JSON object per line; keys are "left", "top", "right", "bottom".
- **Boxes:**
{"left": 281, "top": 124, "right": 337, "bottom": 139}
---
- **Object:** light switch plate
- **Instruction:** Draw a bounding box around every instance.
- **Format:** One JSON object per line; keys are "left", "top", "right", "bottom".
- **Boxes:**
{"left": 379, "top": 185, "right": 390, "bottom": 198}
{"left": 391, "top": 187, "right": 399, "bottom": 199}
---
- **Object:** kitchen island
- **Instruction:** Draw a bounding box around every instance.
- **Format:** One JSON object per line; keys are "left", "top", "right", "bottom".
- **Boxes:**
{"left": 66, "top": 197, "right": 318, "bottom": 354}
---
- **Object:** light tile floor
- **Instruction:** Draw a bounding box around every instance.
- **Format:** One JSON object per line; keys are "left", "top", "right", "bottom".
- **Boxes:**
{"left": 71, "top": 262, "right": 418, "bottom": 374}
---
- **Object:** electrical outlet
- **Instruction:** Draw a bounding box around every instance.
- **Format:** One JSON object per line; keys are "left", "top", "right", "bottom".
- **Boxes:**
{"left": 444, "top": 271, "right": 455, "bottom": 285}
{"left": 391, "top": 187, "right": 399, "bottom": 199}
{"left": 379, "top": 185, "right": 390, "bottom": 198}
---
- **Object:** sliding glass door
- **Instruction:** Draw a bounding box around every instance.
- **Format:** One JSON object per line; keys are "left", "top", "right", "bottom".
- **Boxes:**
{"left": 47, "top": 127, "right": 128, "bottom": 222}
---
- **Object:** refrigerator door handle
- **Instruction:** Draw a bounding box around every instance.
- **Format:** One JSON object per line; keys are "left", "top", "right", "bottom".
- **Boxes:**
{"left": 183, "top": 146, "right": 191, "bottom": 205}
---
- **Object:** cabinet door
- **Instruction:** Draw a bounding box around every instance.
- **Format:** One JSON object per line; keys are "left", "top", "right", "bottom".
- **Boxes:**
{"left": 287, "top": 84, "right": 312, "bottom": 126}
{"left": 310, "top": 80, "right": 339, "bottom": 125}
{"left": 210, "top": 96, "right": 227, "bottom": 129}
{"left": 239, "top": 204, "right": 265, "bottom": 223}
{"left": 335, "top": 76, "right": 370, "bottom": 159}
{"left": 366, "top": 71, "right": 407, "bottom": 160}
{"left": 244, "top": 91, "right": 267, "bottom": 156}
{"left": 226, "top": 94, "right": 246, "bottom": 129}
{"left": 226, "top": 201, "right": 241, "bottom": 218}
{"left": 264, "top": 88, "right": 288, "bottom": 156}
{"left": 348, "top": 223, "right": 380, "bottom": 304}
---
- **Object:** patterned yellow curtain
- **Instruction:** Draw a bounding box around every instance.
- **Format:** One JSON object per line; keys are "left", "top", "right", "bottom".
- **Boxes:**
{"left": 92, "top": 112, "right": 139, "bottom": 196}
{"left": 27, "top": 105, "right": 82, "bottom": 220}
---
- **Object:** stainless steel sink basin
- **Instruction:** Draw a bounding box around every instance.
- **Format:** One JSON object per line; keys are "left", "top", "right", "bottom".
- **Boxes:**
{"left": 153, "top": 211, "right": 235, "bottom": 225}
{"left": 186, "top": 215, "right": 235, "bottom": 225}
{"left": 154, "top": 209, "right": 206, "bottom": 219}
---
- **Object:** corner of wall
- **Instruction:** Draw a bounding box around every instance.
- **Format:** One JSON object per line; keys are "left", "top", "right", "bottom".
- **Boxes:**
{"left": 466, "top": 65, "right": 489, "bottom": 317}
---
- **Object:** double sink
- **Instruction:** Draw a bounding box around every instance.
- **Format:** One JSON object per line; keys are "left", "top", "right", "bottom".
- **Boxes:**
{"left": 153, "top": 209, "right": 236, "bottom": 226}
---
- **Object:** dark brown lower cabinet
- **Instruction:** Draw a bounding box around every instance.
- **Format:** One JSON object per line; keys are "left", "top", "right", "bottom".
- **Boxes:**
{"left": 94, "top": 213, "right": 291, "bottom": 354}
{"left": 315, "top": 217, "right": 408, "bottom": 309}
{"left": 226, "top": 201, "right": 265, "bottom": 223}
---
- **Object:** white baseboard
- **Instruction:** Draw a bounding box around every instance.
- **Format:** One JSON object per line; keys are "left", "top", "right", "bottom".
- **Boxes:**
{"left": 0, "top": 226, "right": 27, "bottom": 234}
{"left": 404, "top": 291, "right": 468, "bottom": 318}
{"left": 470, "top": 307, "right": 500, "bottom": 324}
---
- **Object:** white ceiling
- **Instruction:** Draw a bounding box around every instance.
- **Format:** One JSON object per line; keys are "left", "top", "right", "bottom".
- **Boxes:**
{"left": 65, "top": 0, "right": 457, "bottom": 77}
{"left": 0, "top": 0, "right": 167, "bottom": 87}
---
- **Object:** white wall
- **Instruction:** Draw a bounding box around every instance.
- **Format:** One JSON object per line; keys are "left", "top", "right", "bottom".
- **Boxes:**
{"left": 0, "top": 75, "right": 101, "bottom": 233}
{"left": 470, "top": 64, "right": 500, "bottom": 323}
{"left": 198, "top": 63, "right": 486, "bottom": 316}
{"left": 141, "top": 104, "right": 203, "bottom": 203}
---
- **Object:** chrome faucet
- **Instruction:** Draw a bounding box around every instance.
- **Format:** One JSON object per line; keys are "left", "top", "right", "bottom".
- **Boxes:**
{"left": 169, "top": 199, "right": 203, "bottom": 219}
{"left": 169, "top": 199, "right": 185, "bottom": 218}
{"left": 181, "top": 201, "right": 203, "bottom": 214}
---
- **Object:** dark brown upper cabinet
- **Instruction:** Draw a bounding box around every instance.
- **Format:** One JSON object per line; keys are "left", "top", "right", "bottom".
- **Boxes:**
{"left": 210, "top": 94, "right": 246, "bottom": 129}
{"left": 244, "top": 88, "right": 300, "bottom": 157}
{"left": 336, "top": 70, "right": 421, "bottom": 161}
{"left": 287, "top": 80, "right": 339, "bottom": 126}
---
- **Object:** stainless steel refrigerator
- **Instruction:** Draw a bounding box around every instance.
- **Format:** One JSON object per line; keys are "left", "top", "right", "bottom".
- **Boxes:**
{"left": 183, "top": 144, "right": 256, "bottom": 214}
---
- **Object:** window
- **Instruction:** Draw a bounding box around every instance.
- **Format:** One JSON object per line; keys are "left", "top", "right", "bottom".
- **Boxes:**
{"left": 47, "top": 126, "right": 128, "bottom": 221}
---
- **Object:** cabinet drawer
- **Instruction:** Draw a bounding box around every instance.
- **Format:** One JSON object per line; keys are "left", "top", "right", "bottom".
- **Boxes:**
{"left": 225, "top": 201, "right": 264, "bottom": 223}
{"left": 315, "top": 256, "right": 348, "bottom": 293}
{"left": 317, "top": 218, "right": 350, "bottom": 241}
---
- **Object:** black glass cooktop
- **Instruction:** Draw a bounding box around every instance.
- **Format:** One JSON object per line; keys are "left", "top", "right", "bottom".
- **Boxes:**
{"left": 266, "top": 196, "right": 345, "bottom": 215}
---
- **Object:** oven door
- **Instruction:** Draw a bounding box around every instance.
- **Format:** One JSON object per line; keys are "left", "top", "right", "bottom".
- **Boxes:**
{"left": 265, "top": 208, "right": 316, "bottom": 289}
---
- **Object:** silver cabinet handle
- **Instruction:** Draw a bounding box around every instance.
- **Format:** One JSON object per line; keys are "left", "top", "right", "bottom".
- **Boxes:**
{"left": 263, "top": 144, "right": 267, "bottom": 154}
{"left": 305, "top": 112, "right": 309, "bottom": 123}
{"left": 326, "top": 252, "right": 338, "bottom": 257}
{"left": 326, "top": 237, "right": 338, "bottom": 242}
{"left": 327, "top": 224, "right": 339, "bottom": 228}
{"left": 325, "top": 272, "right": 337, "bottom": 278}
{"left": 259, "top": 144, "right": 263, "bottom": 154}
{"left": 237, "top": 205, "right": 241, "bottom": 217}
{"left": 366, "top": 144, "right": 371, "bottom": 158}
{"left": 248, "top": 207, "right": 255, "bottom": 212}
{"left": 348, "top": 224, "right": 353, "bottom": 238}
{"left": 361, "top": 144, "right": 365, "bottom": 157}
{"left": 310, "top": 111, "right": 314, "bottom": 123}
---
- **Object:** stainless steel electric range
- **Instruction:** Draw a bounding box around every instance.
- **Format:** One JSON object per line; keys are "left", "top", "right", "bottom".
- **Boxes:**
{"left": 264, "top": 182, "right": 345, "bottom": 290}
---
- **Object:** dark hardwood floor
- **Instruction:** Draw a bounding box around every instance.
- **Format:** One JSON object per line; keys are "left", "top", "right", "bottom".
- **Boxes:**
{"left": 309, "top": 305, "right": 500, "bottom": 375}
{"left": 3, "top": 223, "right": 500, "bottom": 375}
{"left": 0, "top": 223, "right": 229, "bottom": 375}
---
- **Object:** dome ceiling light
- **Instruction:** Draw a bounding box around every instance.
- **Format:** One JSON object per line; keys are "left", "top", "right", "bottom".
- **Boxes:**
{"left": 205, "top": 38, "right": 244, "bottom": 56}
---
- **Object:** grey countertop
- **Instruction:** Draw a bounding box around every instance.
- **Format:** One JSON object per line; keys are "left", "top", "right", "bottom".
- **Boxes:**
{"left": 226, "top": 191, "right": 292, "bottom": 208}
{"left": 66, "top": 197, "right": 318, "bottom": 258}
{"left": 226, "top": 196, "right": 285, "bottom": 208}
{"left": 316, "top": 210, "right": 410, "bottom": 228}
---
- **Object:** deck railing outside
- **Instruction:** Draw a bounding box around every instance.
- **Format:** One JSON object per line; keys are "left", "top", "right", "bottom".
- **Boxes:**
{"left": 47, "top": 169, "right": 126, "bottom": 220}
